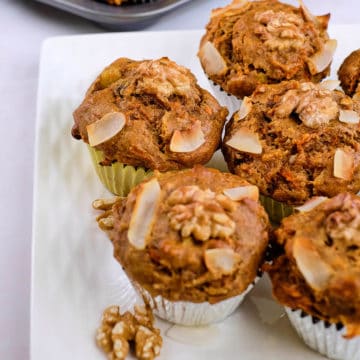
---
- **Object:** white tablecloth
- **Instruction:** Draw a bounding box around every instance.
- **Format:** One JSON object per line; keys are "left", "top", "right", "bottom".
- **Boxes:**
{"left": 0, "top": 0, "right": 359, "bottom": 358}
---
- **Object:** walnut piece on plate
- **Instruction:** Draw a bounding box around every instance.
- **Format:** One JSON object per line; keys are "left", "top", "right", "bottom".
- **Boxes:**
{"left": 96, "top": 304, "right": 162, "bottom": 360}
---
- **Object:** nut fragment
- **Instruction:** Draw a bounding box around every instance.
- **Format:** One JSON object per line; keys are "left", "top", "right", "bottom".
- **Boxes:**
{"left": 96, "top": 304, "right": 162, "bottom": 360}
{"left": 198, "top": 41, "right": 227, "bottom": 76}
{"left": 170, "top": 121, "right": 205, "bottom": 153}
{"left": 238, "top": 97, "right": 252, "bottom": 120}
{"left": 128, "top": 178, "right": 161, "bottom": 250}
{"left": 226, "top": 128, "right": 262, "bottom": 154}
{"left": 295, "top": 197, "right": 328, "bottom": 212}
{"left": 339, "top": 109, "right": 360, "bottom": 124}
{"left": 333, "top": 149, "right": 354, "bottom": 180}
{"left": 293, "top": 237, "right": 333, "bottom": 290}
{"left": 223, "top": 185, "right": 259, "bottom": 201}
{"left": 168, "top": 185, "right": 236, "bottom": 241}
{"left": 204, "top": 248, "right": 241, "bottom": 276}
{"left": 307, "top": 39, "right": 337, "bottom": 75}
{"left": 87, "top": 112, "right": 126, "bottom": 147}
{"left": 135, "top": 326, "right": 162, "bottom": 360}
{"left": 93, "top": 197, "right": 122, "bottom": 210}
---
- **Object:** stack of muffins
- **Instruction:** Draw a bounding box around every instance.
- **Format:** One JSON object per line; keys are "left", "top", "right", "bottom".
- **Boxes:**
{"left": 72, "top": 1, "right": 360, "bottom": 359}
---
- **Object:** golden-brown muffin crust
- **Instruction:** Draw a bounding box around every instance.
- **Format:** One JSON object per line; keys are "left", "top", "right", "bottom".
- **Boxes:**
{"left": 267, "top": 193, "right": 360, "bottom": 338}
{"left": 72, "top": 57, "right": 228, "bottom": 171}
{"left": 338, "top": 49, "right": 360, "bottom": 96}
{"left": 108, "top": 166, "right": 269, "bottom": 304}
{"left": 198, "top": 0, "right": 332, "bottom": 98}
{"left": 222, "top": 80, "right": 360, "bottom": 205}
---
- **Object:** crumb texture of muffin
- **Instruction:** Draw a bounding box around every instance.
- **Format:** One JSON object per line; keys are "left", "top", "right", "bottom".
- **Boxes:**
{"left": 222, "top": 80, "right": 360, "bottom": 206}
{"left": 338, "top": 49, "right": 360, "bottom": 96}
{"left": 72, "top": 57, "right": 228, "bottom": 172}
{"left": 106, "top": 166, "right": 269, "bottom": 304}
{"left": 198, "top": 0, "right": 334, "bottom": 98}
{"left": 267, "top": 193, "right": 360, "bottom": 338}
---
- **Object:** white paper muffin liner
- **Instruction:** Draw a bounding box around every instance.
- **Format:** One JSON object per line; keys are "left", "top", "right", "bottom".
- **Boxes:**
{"left": 286, "top": 308, "right": 360, "bottom": 360}
{"left": 135, "top": 280, "right": 257, "bottom": 326}
{"left": 208, "top": 81, "right": 241, "bottom": 117}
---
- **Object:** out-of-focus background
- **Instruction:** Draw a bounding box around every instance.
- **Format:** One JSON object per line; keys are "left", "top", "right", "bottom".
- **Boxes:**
{"left": 0, "top": 0, "right": 359, "bottom": 358}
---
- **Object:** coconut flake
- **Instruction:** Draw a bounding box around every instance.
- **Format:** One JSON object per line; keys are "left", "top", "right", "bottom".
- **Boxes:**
{"left": 293, "top": 237, "right": 333, "bottom": 290}
{"left": 87, "top": 112, "right": 126, "bottom": 147}
{"left": 333, "top": 148, "right": 354, "bottom": 180}
{"left": 298, "top": 0, "right": 316, "bottom": 22}
{"left": 295, "top": 197, "right": 328, "bottom": 212}
{"left": 307, "top": 39, "right": 337, "bottom": 75}
{"left": 226, "top": 128, "right": 262, "bottom": 154}
{"left": 238, "top": 97, "right": 252, "bottom": 120}
{"left": 128, "top": 178, "right": 161, "bottom": 250}
{"left": 198, "top": 41, "right": 227, "bottom": 76}
{"left": 339, "top": 109, "right": 360, "bottom": 124}
{"left": 204, "top": 248, "right": 240, "bottom": 276}
{"left": 223, "top": 185, "right": 259, "bottom": 201}
{"left": 170, "top": 121, "right": 205, "bottom": 153}
{"left": 319, "top": 79, "right": 340, "bottom": 91}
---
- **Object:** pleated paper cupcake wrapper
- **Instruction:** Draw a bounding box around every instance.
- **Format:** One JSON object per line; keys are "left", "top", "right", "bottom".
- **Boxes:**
{"left": 286, "top": 308, "right": 360, "bottom": 360}
{"left": 88, "top": 146, "right": 153, "bottom": 196}
{"left": 135, "top": 279, "right": 257, "bottom": 326}
{"left": 259, "top": 195, "right": 294, "bottom": 224}
{"left": 208, "top": 81, "right": 241, "bottom": 117}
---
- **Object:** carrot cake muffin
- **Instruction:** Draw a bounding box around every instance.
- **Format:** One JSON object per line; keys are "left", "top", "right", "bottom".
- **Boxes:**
{"left": 267, "top": 193, "right": 360, "bottom": 359}
{"left": 72, "top": 57, "right": 228, "bottom": 196}
{"left": 94, "top": 166, "right": 270, "bottom": 325}
{"left": 338, "top": 49, "right": 360, "bottom": 97}
{"left": 198, "top": 0, "right": 335, "bottom": 101}
{"left": 222, "top": 80, "right": 360, "bottom": 222}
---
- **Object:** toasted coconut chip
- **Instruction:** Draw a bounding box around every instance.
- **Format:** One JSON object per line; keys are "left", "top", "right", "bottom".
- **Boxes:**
{"left": 128, "top": 178, "right": 161, "bottom": 250}
{"left": 238, "top": 97, "right": 252, "bottom": 120}
{"left": 198, "top": 41, "right": 227, "bottom": 76}
{"left": 307, "top": 39, "right": 337, "bottom": 75}
{"left": 339, "top": 109, "right": 360, "bottom": 124}
{"left": 298, "top": 0, "right": 316, "bottom": 22}
{"left": 295, "top": 197, "right": 328, "bottom": 212}
{"left": 170, "top": 121, "right": 205, "bottom": 153}
{"left": 223, "top": 185, "right": 259, "bottom": 201}
{"left": 226, "top": 128, "right": 262, "bottom": 154}
{"left": 293, "top": 237, "right": 333, "bottom": 291}
{"left": 319, "top": 79, "right": 340, "bottom": 91}
{"left": 333, "top": 148, "right": 354, "bottom": 180}
{"left": 204, "top": 248, "right": 240, "bottom": 276}
{"left": 87, "top": 112, "right": 126, "bottom": 147}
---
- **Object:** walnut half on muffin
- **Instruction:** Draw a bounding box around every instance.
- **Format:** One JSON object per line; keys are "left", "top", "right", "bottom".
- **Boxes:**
{"left": 94, "top": 166, "right": 270, "bottom": 325}
{"left": 198, "top": 0, "right": 335, "bottom": 99}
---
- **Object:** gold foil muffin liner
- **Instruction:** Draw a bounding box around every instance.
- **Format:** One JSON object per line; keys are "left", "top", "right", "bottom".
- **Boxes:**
{"left": 134, "top": 279, "right": 258, "bottom": 326}
{"left": 88, "top": 146, "right": 153, "bottom": 196}
{"left": 286, "top": 308, "right": 360, "bottom": 360}
{"left": 259, "top": 195, "right": 294, "bottom": 224}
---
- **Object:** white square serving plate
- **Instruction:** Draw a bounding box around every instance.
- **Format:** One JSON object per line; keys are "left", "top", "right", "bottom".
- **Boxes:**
{"left": 31, "top": 28, "right": 357, "bottom": 360}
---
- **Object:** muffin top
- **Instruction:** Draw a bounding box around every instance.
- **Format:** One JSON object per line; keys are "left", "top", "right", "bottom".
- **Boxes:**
{"left": 72, "top": 57, "right": 228, "bottom": 171}
{"left": 267, "top": 193, "right": 360, "bottom": 338}
{"left": 96, "top": 166, "right": 269, "bottom": 304}
{"left": 198, "top": 0, "right": 334, "bottom": 99}
{"left": 338, "top": 49, "right": 360, "bottom": 97}
{"left": 222, "top": 80, "right": 360, "bottom": 205}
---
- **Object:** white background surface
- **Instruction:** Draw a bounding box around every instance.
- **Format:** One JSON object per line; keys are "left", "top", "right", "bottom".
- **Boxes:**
{"left": 1, "top": 0, "right": 360, "bottom": 359}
